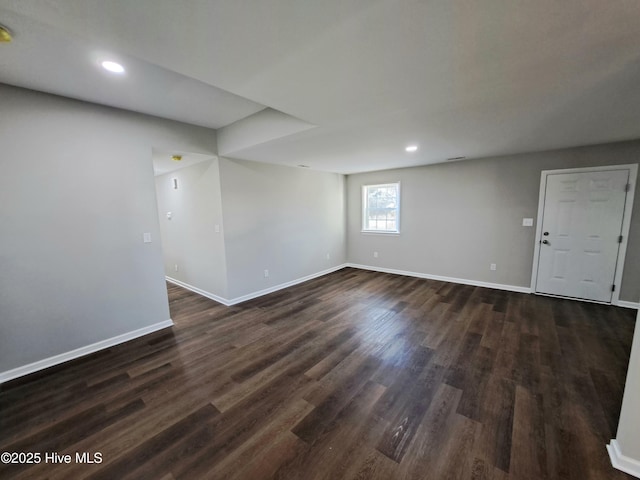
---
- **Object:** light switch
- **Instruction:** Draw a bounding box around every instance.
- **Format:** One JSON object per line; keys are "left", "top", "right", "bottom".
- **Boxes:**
{"left": 167, "top": 212, "right": 172, "bottom": 220}
{"left": 215, "top": 224, "right": 220, "bottom": 233}
{"left": 522, "top": 218, "right": 534, "bottom": 227}
{"left": 143, "top": 232, "right": 152, "bottom": 243}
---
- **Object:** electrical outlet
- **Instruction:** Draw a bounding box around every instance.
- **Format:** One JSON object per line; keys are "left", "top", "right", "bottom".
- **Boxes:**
{"left": 264, "top": 269, "right": 269, "bottom": 278}
{"left": 490, "top": 263, "right": 497, "bottom": 271}
{"left": 373, "top": 251, "right": 379, "bottom": 258}
{"left": 326, "top": 253, "right": 330, "bottom": 260}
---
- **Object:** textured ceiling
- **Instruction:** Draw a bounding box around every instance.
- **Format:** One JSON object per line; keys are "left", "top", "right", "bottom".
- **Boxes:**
{"left": 2, "top": 0, "right": 640, "bottom": 174}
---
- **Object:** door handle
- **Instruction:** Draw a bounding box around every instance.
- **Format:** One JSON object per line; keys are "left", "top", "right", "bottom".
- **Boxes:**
{"left": 542, "top": 239, "right": 549, "bottom": 245}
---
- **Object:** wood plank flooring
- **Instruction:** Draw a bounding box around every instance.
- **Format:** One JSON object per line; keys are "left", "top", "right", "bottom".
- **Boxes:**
{"left": 0, "top": 268, "right": 636, "bottom": 479}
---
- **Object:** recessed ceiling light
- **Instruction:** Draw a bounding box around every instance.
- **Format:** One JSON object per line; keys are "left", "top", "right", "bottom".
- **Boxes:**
{"left": 405, "top": 145, "right": 418, "bottom": 153}
{"left": 101, "top": 60, "right": 125, "bottom": 74}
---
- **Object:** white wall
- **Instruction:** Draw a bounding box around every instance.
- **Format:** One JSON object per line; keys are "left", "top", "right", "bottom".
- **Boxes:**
{"left": 155, "top": 160, "right": 228, "bottom": 299}
{"left": 0, "top": 84, "right": 216, "bottom": 377}
{"left": 347, "top": 140, "right": 640, "bottom": 302}
{"left": 609, "top": 310, "right": 640, "bottom": 477}
{"left": 218, "top": 158, "right": 346, "bottom": 300}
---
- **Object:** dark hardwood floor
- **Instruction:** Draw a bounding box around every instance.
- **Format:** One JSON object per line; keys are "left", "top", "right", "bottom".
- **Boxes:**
{"left": 0, "top": 268, "right": 636, "bottom": 479}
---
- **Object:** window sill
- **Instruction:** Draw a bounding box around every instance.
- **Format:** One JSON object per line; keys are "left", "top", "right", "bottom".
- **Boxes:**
{"left": 360, "top": 230, "right": 400, "bottom": 236}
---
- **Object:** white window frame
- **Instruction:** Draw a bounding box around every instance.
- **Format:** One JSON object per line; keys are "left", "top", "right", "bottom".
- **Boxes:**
{"left": 361, "top": 182, "right": 401, "bottom": 234}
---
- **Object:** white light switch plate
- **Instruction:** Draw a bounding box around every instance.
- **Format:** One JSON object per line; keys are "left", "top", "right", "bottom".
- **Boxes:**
{"left": 522, "top": 218, "right": 534, "bottom": 227}
{"left": 143, "top": 232, "right": 152, "bottom": 243}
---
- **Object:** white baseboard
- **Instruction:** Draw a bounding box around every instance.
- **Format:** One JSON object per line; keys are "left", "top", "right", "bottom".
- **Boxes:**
{"left": 616, "top": 300, "right": 640, "bottom": 309}
{"left": 166, "top": 264, "right": 349, "bottom": 307}
{"left": 226, "top": 264, "right": 349, "bottom": 305}
{"left": 346, "top": 263, "right": 532, "bottom": 294}
{"left": 607, "top": 439, "right": 640, "bottom": 478}
{"left": 171, "top": 265, "right": 633, "bottom": 308}
{"left": 0, "top": 320, "right": 174, "bottom": 384}
{"left": 165, "top": 276, "right": 232, "bottom": 306}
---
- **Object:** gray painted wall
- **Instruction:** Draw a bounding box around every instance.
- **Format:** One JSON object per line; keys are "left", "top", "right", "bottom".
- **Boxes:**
{"left": 219, "top": 158, "right": 346, "bottom": 300}
{"left": 0, "top": 84, "right": 216, "bottom": 374}
{"left": 347, "top": 140, "right": 640, "bottom": 302}
{"left": 155, "top": 160, "right": 228, "bottom": 299}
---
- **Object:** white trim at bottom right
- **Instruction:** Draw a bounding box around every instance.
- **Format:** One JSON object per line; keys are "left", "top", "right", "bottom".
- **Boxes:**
{"left": 616, "top": 300, "right": 640, "bottom": 310}
{"left": 607, "top": 439, "right": 640, "bottom": 478}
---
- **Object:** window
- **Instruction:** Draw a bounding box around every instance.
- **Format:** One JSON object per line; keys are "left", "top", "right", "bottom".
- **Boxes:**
{"left": 362, "top": 182, "right": 400, "bottom": 233}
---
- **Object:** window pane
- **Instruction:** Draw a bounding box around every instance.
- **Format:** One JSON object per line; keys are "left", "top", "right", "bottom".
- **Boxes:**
{"left": 363, "top": 183, "right": 399, "bottom": 232}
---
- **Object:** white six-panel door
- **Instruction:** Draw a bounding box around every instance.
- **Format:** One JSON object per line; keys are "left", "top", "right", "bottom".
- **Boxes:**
{"left": 535, "top": 169, "right": 629, "bottom": 303}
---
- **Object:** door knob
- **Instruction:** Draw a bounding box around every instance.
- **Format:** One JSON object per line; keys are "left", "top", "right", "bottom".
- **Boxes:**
{"left": 542, "top": 239, "right": 549, "bottom": 245}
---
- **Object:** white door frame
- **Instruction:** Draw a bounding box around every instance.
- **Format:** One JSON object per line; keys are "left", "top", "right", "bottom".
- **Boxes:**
{"left": 530, "top": 164, "right": 638, "bottom": 305}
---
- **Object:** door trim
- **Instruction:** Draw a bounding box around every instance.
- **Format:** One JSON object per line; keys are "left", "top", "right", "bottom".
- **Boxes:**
{"left": 530, "top": 164, "right": 638, "bottom": 305}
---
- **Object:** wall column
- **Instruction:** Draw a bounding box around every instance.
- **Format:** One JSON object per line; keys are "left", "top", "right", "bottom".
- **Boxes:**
{"left": 608, "top": 308, "right": 640, "bottom": 478}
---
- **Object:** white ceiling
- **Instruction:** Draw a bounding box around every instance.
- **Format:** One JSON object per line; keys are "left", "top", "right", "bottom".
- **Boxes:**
{"left": 0, "top": 8, "right": 266, "bottom": 129}
{"left": 2, "top": 0, "right": 640, "bottom": 174}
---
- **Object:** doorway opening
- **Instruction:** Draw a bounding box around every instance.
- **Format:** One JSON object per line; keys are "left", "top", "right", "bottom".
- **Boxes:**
{"left": 151, "top": 148, "right": 226, "bottom": 318}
